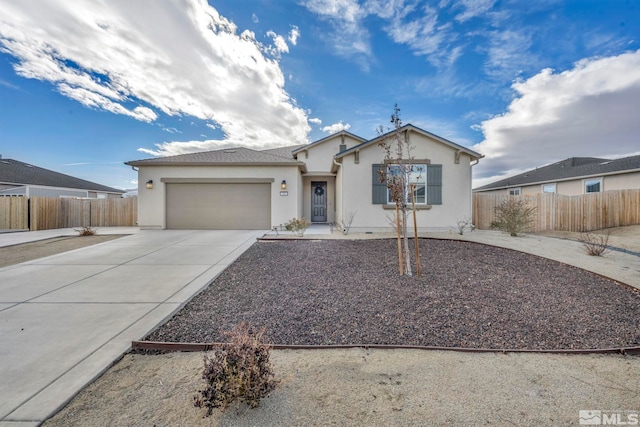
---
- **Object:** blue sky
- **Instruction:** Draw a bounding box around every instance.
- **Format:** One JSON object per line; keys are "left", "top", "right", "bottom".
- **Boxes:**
{"left": 1, "top": 0, "right": 639, "bottom": 190}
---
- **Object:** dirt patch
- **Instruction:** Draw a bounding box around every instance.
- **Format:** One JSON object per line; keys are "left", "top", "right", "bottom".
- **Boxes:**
{"left": 144, "top": 239, "right": 640, "bottom": 350}
{"left": 0, "top": 235, "right": 126, "bottom": 268}
{"left": 43, "top": 349, "right": 640, "bottom": 427}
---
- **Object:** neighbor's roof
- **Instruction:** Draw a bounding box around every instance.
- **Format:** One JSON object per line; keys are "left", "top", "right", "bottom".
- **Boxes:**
{"left": 125, "top": 146, "right": 306, "bottom": 167}
{"left": 334, "top": 124, "right": 483, "bottom": 161}
{"left": 474, "top": 155, "right": 640, "bottom": 192}
{"left": 0, "top": 158, "right": 124, "bottom": 193}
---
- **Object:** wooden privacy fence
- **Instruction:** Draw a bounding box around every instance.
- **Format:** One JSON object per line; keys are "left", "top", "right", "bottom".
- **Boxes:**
{"left": 473, "top": 189, "right": 640, "bottom": 233}
{"left": 0, "top": 196, "right": 137, "bottom": 231}
{"left": 0, "top": 196, "right": 29, "bottom": 230}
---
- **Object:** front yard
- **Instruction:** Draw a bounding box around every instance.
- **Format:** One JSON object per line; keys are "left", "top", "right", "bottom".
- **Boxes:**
{"left": 145, "top": 239, "right": 640, "bottom": 350}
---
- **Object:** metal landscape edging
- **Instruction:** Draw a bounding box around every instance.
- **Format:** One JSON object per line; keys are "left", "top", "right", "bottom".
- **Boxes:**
{"left": 132, "top": 340, "right": 640, "bottom": 355}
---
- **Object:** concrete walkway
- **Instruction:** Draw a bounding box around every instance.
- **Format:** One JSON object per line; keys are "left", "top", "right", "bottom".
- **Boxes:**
{"left": 0, "top": 229, "right": 265, "bottom": 426}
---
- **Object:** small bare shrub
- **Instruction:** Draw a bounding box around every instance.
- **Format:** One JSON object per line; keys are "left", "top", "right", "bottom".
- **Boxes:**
{"left": 284, "top": 217, "right": 310, "bottom": 237}
{"left": 194, "top": 322, "right": 278, "bottom": 416}
{"left": 75, "top": 226, "right": 97, "bottom": 236}
{"left": 490, "top": 198, "right": 536, "bottom": 237}
{"left": 454, "top": 217, "right": 474, "bottom": 235}
{"left": 342, "top": 210, "right": 357, "bottom": 235}
{"left": 579, "top": 231, "right": 610, "bottom": 256}
{"left": 385, "top": 212, "right": 403, "bottom": 233}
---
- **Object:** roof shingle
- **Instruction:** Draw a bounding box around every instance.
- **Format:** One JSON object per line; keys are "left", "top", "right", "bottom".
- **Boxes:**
{"left": 474, "top": 155, "right": 640, "bottom": 191}
{"left": 0, "top": 158, "right": 124, "bottom": 193}
{"left": 125, "top": 146, "right": 305, "bottom": 166}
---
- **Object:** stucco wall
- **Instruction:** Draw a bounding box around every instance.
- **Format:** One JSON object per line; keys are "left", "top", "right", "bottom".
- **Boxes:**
{"left": 604, "top": 171, "right": 640, "bottom": 191}
{"left": 478, "top": 171, "right": 640, "bottom": 196}
{"left": 136, "top": 165, "right": 301, "bottom": 229}
{"left": 339, "top": 131, "right": 475, "bottom": 232}
{"left": 297, "top": 134, "right": 362, "bottom": 173}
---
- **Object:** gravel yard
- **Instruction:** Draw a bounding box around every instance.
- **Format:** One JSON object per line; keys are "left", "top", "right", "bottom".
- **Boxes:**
{"left": 145, "top": 239, "right": 640, "bottom": 350}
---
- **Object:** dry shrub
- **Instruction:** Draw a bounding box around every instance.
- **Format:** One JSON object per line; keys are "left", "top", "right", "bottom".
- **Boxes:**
{"left": 284, "top": 217, "right": 310, "bottom": 237}
{"left": 490, "top": 197, "right": 536, "bottom": 237}
{"left": 455, "top": 217, "right": 474, "bottom": 235}
{"left": 579, "top": 231, "right": 610, "bottom": 256}
{"left": 75, "top": 226, "right": 97, "bottom": 236}
{"left": 194, "top": 322, "right": 278, "bottom": 416}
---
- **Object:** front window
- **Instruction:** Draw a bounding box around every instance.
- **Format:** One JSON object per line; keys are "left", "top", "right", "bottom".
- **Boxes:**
{"left": 584, "top": 178, "right": 602, "bottom": 193}
{"left": 542, "top": 184, "right": 556, "bottom": 193}
{"left": 509, "top": 188, "right": 521, "bottom": 196}
{"left": 387, "top": 164, "right": 426, "bottom": 204}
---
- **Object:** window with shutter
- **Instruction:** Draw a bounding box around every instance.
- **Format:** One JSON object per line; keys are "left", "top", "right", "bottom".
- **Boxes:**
{"left": 372, "top": 163, "right": 443, "bottom": 205}
{"left": 426, "top": 164, "right": 442, "bottom": 205}
{"left": 371, "top": 164, "right": 387, "bottom": 204}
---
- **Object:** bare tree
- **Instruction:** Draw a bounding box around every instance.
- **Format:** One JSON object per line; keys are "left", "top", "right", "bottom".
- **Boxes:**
{"left": 377, "top": 104, "right": 419, "bottom": 276}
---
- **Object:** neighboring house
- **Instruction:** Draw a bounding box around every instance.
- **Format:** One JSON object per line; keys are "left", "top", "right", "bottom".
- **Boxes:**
{"left": 473, "top": 155, "right": 640, "bottom": 196}
{"left": 0, "top": 156, "right": 124, "bottom": 198}
{"left": 125, "top": 124, "right": 483, "bottom": 231}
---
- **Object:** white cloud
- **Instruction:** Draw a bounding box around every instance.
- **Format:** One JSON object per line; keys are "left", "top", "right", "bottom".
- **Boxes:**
{"left": 482, "top": 29, "right": 534, "bottom": 80}
{"left": 309, "top": 117, "right": 322, "bottom": 125}
{"left": 0, "top": 0, "right": 310, "bottom": 155}
{"left": 378, "top": 3, "right": 459, "bottom": 67}
{"left": 303, "top": 0, "right": 460, "bottom": 69}
{"left": 300, "top": 0, "right": 371, "bottom": 64}
{"left": 303, "top": 0, "right": 364, "bottom": 22}
{"left": 137, "top": 139, "right": 240, "bottom": 157}
{"left": 472, "top": 50, "right": 640, "bottom": 185}
{"left": 289, "top": 25, "right": 300, "bottom": 45}
{"left": 267, "top": 30, "right": 289, "bottom": 54}
{"left": 301, "top": 0, "right": 539, "bottom": 79}
{"left": 252, "top": 13, "right": 259, "bottom": 23}
{"left": 0, "top": 79, "right": 20, "bottom": 90}
{"left": 322, "top": 121, "right": 351, "bottom": 133}
{"left": 205, "top": 123, "right": 217, "bottom": 130}
{"left": 454, "top": 0, "right": 496, "bottom": 22}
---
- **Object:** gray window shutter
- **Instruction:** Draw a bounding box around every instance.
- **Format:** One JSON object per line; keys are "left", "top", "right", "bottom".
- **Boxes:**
{"left": 372, "top": 164, "right": 387, "bottom": 204}
{"left": 427, "top": 164, "right": 442, "bottom": 205}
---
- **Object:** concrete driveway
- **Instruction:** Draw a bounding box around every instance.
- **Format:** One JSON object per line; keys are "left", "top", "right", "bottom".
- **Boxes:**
{"left": 0, "top": 229, "right": 265, "bottom": 426}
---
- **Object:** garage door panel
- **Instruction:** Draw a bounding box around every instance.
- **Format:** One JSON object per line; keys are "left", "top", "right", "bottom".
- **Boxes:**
{"left": 166, "top": 183, "right": 270, "bottom": 230}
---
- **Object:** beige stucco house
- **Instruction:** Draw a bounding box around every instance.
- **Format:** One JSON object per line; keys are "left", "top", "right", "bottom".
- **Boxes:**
{"left": 125, "top": 124, "right": 483, "bottom": 231}
{"left": 473, "top": 155, "right": 640, "bottom": 196}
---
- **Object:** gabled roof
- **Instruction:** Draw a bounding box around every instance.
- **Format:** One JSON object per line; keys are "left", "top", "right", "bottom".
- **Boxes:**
{"left": 474, "top": 155, "right": 640, "bottom": 191}
{"left": 125, "top": 146, "right": 307, "bottom": 168}
{"left": 292, "top": 130, "right": 367, "bottom": 155}
{"left": 260, "top": 144, "right": 307, "bottom": 160}
{"left": 0, "top": 158, "right": 124, "bottom": 193}
{"left": 334, "top": 124, "right": 483, "bottom": 161}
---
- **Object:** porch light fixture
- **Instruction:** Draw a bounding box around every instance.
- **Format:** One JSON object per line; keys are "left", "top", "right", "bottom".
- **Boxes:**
{"left": 145, "top": 180, "right": 153, "bottom": 189}
{"left": 281, "top": 180, "right": 287, "bottom": 190}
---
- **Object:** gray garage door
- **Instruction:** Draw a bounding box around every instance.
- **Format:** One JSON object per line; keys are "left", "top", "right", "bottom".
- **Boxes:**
{"left": 166, "top": 183, "right": 271, "bottom": 229}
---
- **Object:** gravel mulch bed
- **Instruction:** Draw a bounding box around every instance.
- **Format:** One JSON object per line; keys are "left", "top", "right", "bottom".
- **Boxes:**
{"left": 144, "top": 239, "right": 640, "bottom": 350}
